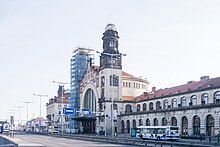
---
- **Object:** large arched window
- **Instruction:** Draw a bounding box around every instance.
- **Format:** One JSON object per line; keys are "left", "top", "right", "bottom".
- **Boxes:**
{"left": 121, "top": 120, "right": 125, "bottom": 133}
{"left": 190, "top": 95, "right": 197, "bottom": 106}
{"left": 171, "top": 117, "right": 177, "bottom": 126}
{"left": 214, "top": 91, "right": 220, "bottom": 103}
{"left": 156, "top": 101, "right": 161, "bottom": 110}
{"left": 182, "top": 116, "right": 188, "bottom": 136}
{"left": 206, "top": 115, "right": 214, "bottom": 136}
{"left": 143, "top": 103, "right": 147, "bottom": 111}
{"left": 181, "top": 97, "right": 187, "bottom": 107}
{"left": 126, "top": 120, "right": 130, "bottom": 134}
{"left": 84, "top": 88, "right": 96, "bottom": 112}
{"left": 125, "top": 104, "right": 132, "bottom": 113}
{"left": 162, "top": 117, "right": 167, "bottom": 126}
{"left": 153, "top": 118, "right": 158, "bottom": 126}
{"left": 137, "top": 104, "right": 141, "bottom": 112}
{"left": 139, "top": 119, "right": 143, "bottom": 126}
{"left": 149, "top": 102, "right": 154, "bottom": 110}
{"left": 171, "top": 98, "right": 177, "bottom": 108}
{"left": 193, "top": 115, "right": 200, "bottom": 135}
{"left": 146, "top": 118, "right": 150, "bottom": 126}
{"left": 201, "top": 93, "right": 209, "bottom": 104}
{"left": 132, "top": 119, "right": 136, "bottom": 128}
{"left": 163, "top": 99, "right": 168, "bottom": 109}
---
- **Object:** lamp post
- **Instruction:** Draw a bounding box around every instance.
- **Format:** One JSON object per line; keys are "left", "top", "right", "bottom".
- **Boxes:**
{"left": 52, "top": 81, "right": 69, "bottom": 135}
{"left": 96, "top": 51, "right": 126, "bottom": 138}
{"left": 33, "top": 94, "right": 48, "bottom": 132}
{"left": 21, "top": 101, "right": 33, "bottom": 121}
{"left": 9, "top": 109, "right": 17, "bottom": 137}
{"left": 15, "top": 106, "right": 24, "bottom": 129}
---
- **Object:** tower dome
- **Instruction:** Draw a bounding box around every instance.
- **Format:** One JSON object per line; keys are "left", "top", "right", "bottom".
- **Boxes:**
{"left": 105, "top": 23, "right": 117, "bottom": 31}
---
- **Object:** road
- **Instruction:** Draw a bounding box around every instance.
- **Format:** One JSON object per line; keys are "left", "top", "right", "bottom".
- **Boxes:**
{"left": 14, "top": 133, "right": 137, "bottom": 147}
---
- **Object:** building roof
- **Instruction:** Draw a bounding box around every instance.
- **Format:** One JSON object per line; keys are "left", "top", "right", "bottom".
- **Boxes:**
{"left": 122, "top": 96, "right": 136, "bottom": 101}
{"left": 137, "top": 76, "right": 220, "bottom": 100}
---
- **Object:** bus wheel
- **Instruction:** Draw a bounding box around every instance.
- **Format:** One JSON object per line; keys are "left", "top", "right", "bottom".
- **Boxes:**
{"left": 157, "top": 136, "right": 160, "bottom": 140}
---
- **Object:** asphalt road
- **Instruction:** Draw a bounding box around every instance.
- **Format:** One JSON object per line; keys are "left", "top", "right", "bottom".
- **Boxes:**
{"left": 14, "top": 133, "right": 138, "bottom": 147}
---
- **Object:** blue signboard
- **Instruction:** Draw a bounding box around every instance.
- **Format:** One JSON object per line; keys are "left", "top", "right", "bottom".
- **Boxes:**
{"left": 0, "top": 123, "right": 3, "bottom": 133}
{"left": 63, "top": 108, "right": 75, "bottom": 115}
{"left": 82, "top": 109, "right": 92, "bottom": 115}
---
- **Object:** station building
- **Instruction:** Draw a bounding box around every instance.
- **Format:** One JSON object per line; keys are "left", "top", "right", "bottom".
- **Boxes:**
{"left": 73, "top": 24, "right": 220, "bottom": 137}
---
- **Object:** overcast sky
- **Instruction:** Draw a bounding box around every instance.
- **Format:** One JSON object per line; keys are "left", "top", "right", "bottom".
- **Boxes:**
{"left": 1, "top": 0, "right": 220, "bottom": 123}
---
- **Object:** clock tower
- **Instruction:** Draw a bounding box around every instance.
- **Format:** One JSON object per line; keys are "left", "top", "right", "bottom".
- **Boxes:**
{"left": 98, "top": 24, "right": 123, "bottom": 111}
{"left": 100, "top": 24, "right": 122, "bottom": 70}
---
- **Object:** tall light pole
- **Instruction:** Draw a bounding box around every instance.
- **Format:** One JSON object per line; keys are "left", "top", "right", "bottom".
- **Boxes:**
{"left": 33, "top": 94, "right": 48, "bottom": 132}
{"left": 15, "top": 106, "right": 24, "bottom": 128}
{"left": 52, "top": 81, "right": 69, "bottom": 135}
{"left": 96, "top": 51, "right": 126, "bottom": 138}
{"left": 21, "top": 101, "right": 33, "bottom": 121}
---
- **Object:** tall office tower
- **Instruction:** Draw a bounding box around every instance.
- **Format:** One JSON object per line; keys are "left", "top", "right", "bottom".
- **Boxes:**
{"left": 69, "top": 48, "right": 94, "bottom": 132}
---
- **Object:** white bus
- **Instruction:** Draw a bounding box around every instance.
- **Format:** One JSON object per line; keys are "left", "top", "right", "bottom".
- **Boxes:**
{"left": 48, "top": 126, "right": 59, "bottom": 133}
{"left": 136, "top": 126, "right": 179, "bottom": 140}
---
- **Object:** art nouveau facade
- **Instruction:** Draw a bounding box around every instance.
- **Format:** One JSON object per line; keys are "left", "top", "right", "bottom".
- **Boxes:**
{"left": 74, "top": 24, "right": 220, "bottom": 137}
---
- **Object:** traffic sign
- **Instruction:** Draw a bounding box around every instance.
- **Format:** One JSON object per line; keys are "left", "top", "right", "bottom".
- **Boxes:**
{"left": 0, "top": 123, "right": 3, "bottom": 133}
{"left": 63, "top": 108, "right": 75, "bottom": 115}
{"left": 82, "top": 109, "right": 92, "bottom": 115}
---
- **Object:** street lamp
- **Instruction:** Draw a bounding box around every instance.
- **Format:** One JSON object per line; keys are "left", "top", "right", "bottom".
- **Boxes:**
{"left": 15, "top": 106, "right": 24, "bottom": 128}
{"left": 96, "top": 51, "right": 126, "bottom": 138}
{"left": 21, "top": 101, "right": 33, "bottom": 121}
{"left": 33, "top": 94, "right": 48, "bottom": 132}
{"left": 52, "top": 81, "right": 69, "bottom": 135}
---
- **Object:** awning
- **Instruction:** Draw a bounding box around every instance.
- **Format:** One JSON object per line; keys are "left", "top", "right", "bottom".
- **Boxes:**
{"left": 72, "top": 116, "right": 96, "bottom": 121}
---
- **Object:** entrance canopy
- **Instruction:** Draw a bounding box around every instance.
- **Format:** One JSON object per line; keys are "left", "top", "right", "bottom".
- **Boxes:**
{"left": 72, "top": 116, "right": 96, "bottom": 121}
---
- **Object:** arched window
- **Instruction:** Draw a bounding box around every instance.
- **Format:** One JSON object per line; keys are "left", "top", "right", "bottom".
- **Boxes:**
{"left": 162, "top": 117, "right": 167, "bottom": 126}
{"left": 101, "top": 76, "right": 105, "bottom": 87}
{"left": 190, "top": 95, "right": 197, "bottom": 106}
{"left": 125, "top": 104, "right": 132, "bottom": 113}
{"left": 112, "top": 104, "right": 118, "bottom": 110}
{"left": 181, "top": 97, "right": 187, "bottom": 107}
{"left": 171, "top": 98, "right": 177, "bottom": 108}
{"left": 193, "top": 115, "right": 200, "bottom": 135}
{"left": 139, "top": 119, "right": 143, "bottom": 126}
{"left": 84, "top": 88, "right": 96, "bottom": 112}
{"left": 171, "top": 117, "right": 177, "bottom": 126}
{"left": 143, "top": 103, "right": 147, "bottom": 111}
{"left": 201, "top": 93, "right": 209, "bottom": 104}
{"left": 137, "top": 104, "right": 141, "bottom": 112}
{"left": 146, "top": 118, "right": 150, "bottom": 126}
{"left": 206, "top": 115, "right": 214, "bottom": 136}
{"left": 214, "top": 91, "right": 220, "bottom": 103}
{"left": 153, "top": 118, "right": 158, "bottom": 126}
{"left": 163, "top": 99, "right": 168, "bottom": 109}
{"left": 126, "top": 120, "right": 130, "bottom": 134}
{"left": 156, "top": 101, "right": 161, "bottom": 110}
{"left": 121, "top": 120, "right": 125, "bottom": 133}
{"left": 110, "top": 75, "right": 119, "bottom": 86}
{"left": 149, "top": 102, "right": 154, "bottom": 110}
{"left": 132, "top": 119, "right": 136, "bottom": 128}
{"left": 182, "top": 116, "right": 188, "bottom": 136}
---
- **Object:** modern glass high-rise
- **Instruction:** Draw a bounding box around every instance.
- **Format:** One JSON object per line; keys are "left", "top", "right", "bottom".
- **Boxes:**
{"left": 69, "top": 48, "right": 94, "bottom": 132}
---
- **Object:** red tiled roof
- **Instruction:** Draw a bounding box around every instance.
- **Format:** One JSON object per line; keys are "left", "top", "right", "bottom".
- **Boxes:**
{"left": 122, "top": 71, "right": 134, "bottom": 77}
{"left": 138, "top": 77, "right": 220, "bottom": 100}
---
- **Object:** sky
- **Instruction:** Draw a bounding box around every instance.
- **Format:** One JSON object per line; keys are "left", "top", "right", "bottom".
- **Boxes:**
{"left": 0, "top": 0, "right": 220, "bottom": 123}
